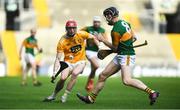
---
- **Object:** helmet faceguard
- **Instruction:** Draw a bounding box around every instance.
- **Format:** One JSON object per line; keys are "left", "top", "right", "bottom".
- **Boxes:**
{"left": 65, "top": 20, "right": 77, "bottom": 37}
{"left": 103, "top": 7, "right": 119, "bottom": 25}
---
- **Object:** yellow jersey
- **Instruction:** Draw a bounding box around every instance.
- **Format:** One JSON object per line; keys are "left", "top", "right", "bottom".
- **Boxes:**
{"left": 57, "top": 31, "right": 90, "bottom": 63}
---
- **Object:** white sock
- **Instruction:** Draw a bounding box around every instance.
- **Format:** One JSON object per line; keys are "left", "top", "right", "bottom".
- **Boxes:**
{"left": 63, "top": 90, "right": 70, "bottom": 97}
{"left": 51, "top": 92, "right": 56, "bottom": 98}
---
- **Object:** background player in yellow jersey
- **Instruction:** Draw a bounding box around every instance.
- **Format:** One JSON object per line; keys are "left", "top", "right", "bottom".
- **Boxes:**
{"left": 19, "top": 29, "right": 42, "bottom": 86}
{"left": 77, "top": 7, "right": 159, "bottom": 105}
{"left": 43, "top": 20, "right": 100, "bottom": 103}
{"left": 81, "top": 16, "right": 108, "bottom": 92}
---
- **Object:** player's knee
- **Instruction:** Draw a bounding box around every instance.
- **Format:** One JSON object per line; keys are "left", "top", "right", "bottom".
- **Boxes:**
{"left": 122, "top": 78, "right": 131, "bottom": 86}
{"left": 31, "top": 63, "right": 36, "bottom": 69}
{"left": 60, "top": 75, "right": 68, "bottom": 81}
{"left": 91, "top": 61, "right": 99, "bottom": 69}
{"left": 94, "top": 65, "right": 99, "bottom": 70}
{"left": 60, "top": 76, "right": 67, "bottom": 81}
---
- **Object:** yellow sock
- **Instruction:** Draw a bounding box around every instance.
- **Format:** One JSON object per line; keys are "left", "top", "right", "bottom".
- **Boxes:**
{"left": 89, "top": 92, "right": 97, "bottom": 102}
{"left": 145, "top": 87, "right": 155, "bottom": 94}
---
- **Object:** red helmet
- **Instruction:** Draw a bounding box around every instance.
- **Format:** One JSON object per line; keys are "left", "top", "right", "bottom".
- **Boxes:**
{"left": 65, "top": 20, "right": 77, "bottom": 28}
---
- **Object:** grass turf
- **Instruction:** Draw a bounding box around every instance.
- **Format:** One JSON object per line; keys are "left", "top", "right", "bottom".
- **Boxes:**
{"left": 0, "top": 76, "right": 180, "bottom": 109}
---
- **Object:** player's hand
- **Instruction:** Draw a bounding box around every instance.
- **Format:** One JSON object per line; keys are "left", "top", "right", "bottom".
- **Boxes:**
{"left": 39, "top": 48, "right": 43, "bottom": 53}
{"left": 97, "top": 34, "right": 105, "bottom": 42}
{"left": 51, "top": 75, "right": 56, "bottom": 83}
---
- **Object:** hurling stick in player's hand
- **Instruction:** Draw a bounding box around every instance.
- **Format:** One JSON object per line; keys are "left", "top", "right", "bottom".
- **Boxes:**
{"left": 98, "top": 40, "right": 148, "bottom": 60}
{"left": 51, "top": 61, "right": 69, "bottom": 83}
{"left": 97, "top": 49, "right": 114, "bottom": 60}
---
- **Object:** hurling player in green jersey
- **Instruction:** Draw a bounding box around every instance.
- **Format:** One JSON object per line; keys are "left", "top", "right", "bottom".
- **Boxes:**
{"left": 19, "top": 29, "right": 42, "bottom": 86}
{"left": 77, "top": 7, "right": 159, "bottom": 105}
{"left": 81, "top": 16, "right": 108, "bottom": 92}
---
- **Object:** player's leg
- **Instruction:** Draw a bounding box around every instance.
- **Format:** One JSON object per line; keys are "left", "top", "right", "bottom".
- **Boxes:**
{"left": 77, "top": 60, "right": 120, "bottom": 103}
{"left": 27, "top": 54, "right": 41, "bottom": 86}
{"left": 31, "top": 62, "right": 38, "bottom": 85}
{"left": 121, "top": 65, "right": 150, "bottom": 90}
{"left": 121, "top": 65, "right": 159, "bottom": 105}
{"left": 43, "top": 67, "right": 71, "bottom": 102}
{"left": 21, "top": 62, "right": 28, "bottom": 86}
{"left": 86, "top": 56, "right": 99, "bottom": 92}
{"left": 21, "top": 55, "right": 30, "bottom": 86}
{"left": 120, "top": 56, "right": 159, "bottom": 105}
{"left": 61, "top": 62, "right": 86, "bottom": 103}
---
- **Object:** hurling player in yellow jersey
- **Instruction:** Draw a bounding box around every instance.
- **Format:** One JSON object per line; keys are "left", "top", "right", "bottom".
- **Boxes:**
{"left": 19, "top": 29, "right": 42, "bottom": 86}
{"left": 77, "top": 7, "right": 159, "bottom": 105}
{"left": 43, "top": 20, "right": 100, "bottom": 103}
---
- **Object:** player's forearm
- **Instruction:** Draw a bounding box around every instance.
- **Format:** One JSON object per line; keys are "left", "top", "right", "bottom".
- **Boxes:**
{"left": 89, "top": 34, "right": 100, "bottom": 47}
{"left": 36, "top": 46, "right": 42, "bottom": 53}
{"left": 93, "top": 38, "right": 100, "bottom": 47}
{"left": 19, "top": 45, "right": 23, "bottom": 59}
{"left": 132, "top": 31, "right": 138, "bottom": 42}
{"left": 52, "top": 53, "right": 62, "bottom": 77}
{"left": 19, "top": 48, "right": 22, "bottom": 56}
{"left": 102, "top": 40, "right": 117, "bottom": 52}
{"left": 102, "top": 33, "right": 108, "bottom": 41}
{"left": 52, "top": 59, "right": 60, "bottom": 77}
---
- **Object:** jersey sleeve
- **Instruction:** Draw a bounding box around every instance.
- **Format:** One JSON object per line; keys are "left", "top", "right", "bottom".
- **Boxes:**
{"left": 111, "top": 31, "right": 121, "bottom": 46}
{"left": 57, "top": 38, "right": 64, "bottom": 53}
{"left": 34, "top": 39, "right": 38, "bottom": 48}
{"left": 22, "top": 39, "right": 27, "bottom": 46}
{"left": 78, "top": 31, "right": 90, "bottom": 39}
{"left": 80, "top": 27, "right": 88, "bottom": 31}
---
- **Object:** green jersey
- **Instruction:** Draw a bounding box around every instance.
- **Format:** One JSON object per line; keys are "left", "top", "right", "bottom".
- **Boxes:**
{"left": 81, "top": 26, "right": 105, "bottom": 52}
{"left": 23, "top": 36, "right": 38, "bottom": 56}
{"left": 111, "top": 20, "right": 135, "bottom": 55}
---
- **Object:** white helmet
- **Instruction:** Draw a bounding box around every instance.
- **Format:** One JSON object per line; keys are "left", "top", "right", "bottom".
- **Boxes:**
{"left": 93, "top": 16, "right": 101, "bottom": 22}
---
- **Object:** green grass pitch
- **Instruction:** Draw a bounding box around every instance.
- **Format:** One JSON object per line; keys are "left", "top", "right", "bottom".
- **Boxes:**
{"left": 0, "top": 76, "right": 180, "bottom": 109}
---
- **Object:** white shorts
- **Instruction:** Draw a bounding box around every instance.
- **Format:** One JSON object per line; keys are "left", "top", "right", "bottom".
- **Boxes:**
{"left": 66, "top": 60, "right": 86, "bottom": 72}
{"left": 21, "top": 53, "right": 35, "bottom": 70}
{"left": 86, "top": 50, "right": 98, "bottom": 59}
{"left": 24, "top": 53, "right": 36, "bottom": 64}
{"left": 113, "top": 55, "right": 136, "bottom": 66}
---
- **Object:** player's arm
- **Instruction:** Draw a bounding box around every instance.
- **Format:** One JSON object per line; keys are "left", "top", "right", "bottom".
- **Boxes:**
{"left": 19, "top": 39, "right": 27, "bottom": 60}
{"left": 88, "top": 34, "right": 100, "bottom": 47}
{"left": 80, "top": 27, "right": 88, "bottom": 31}
{"left": 36, "top": 46, "right": 43, "bottom": 53}
{"left": 52, "top": 39, "right": 64, "bottom": 78}
{"left": 35, "top": 41, "right": 43, "bottom": 53}
{"left": 52, "top": 52, "right": 63, "bottom": 78}
{"left": 131, "top": 30, "right": 138, "bottom": 43}
{"left": 97, "top": 34, "right": 117, "bottom": 52}
{"left": 102, "top": 32, "right": 108, "bottom": 41}
{"left": 19, "top": 42, "right": 24, "bottom": 60}
{"left": 81, "top": 31, "right": 100, "bottom": 47}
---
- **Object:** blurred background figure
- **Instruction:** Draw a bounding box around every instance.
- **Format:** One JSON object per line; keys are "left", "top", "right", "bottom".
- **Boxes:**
{"left": 19, "top": 29, "right": 42, "bottom": 86}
